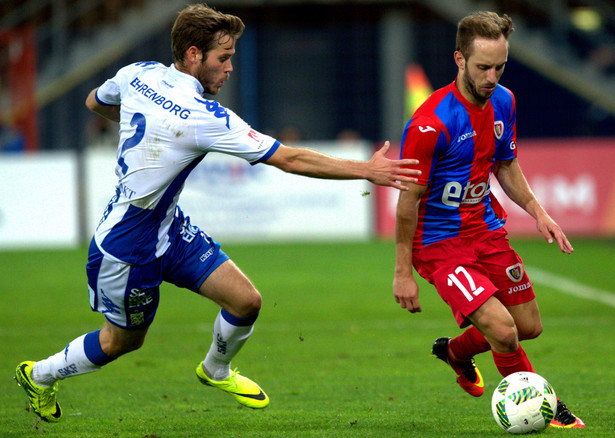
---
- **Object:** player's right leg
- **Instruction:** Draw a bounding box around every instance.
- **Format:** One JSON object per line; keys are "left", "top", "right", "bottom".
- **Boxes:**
{"left": 16, "top": 323, "right": 149, "bottom": 423}
{"left": 15, "top": 328, "right": 117, "bottom": 423}
{"left": 432, "top": 337, "right": 485, "bottom": 397}
{"left": 16, "top": 239, "right": 158, "bottom": 422}
{"left": 15, "top": 361, "right": 62, "bottom": 422}
{"left": 414, "top": 236, "right": 499, "bottom": 397}
{"left": 432, "top": 295, "right": 524, "bottom": 398}
{"left": 468, "top": 296, "right": 535, "bottom": 373}
{"left": 432, "top": 325, "right": 491, "bottom": 396}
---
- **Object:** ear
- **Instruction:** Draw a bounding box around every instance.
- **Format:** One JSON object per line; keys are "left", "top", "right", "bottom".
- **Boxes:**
{"left": 454, "top": 51, "right": 465, "bottom": 70}
{"left": 185, "top": 46, "right": 203, "bottom": 65}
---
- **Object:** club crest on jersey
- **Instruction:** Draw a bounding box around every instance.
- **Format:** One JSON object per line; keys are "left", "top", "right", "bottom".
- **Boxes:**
{"left": 505, "top": 263, "right": 524, "bottom": 283}
{"left": 494, "top": 121, "right": 504, "bottom": 140}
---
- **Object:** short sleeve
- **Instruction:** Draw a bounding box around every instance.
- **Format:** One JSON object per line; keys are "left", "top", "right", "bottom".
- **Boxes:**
{"left": 401, "top": 115, "right": 446, "bottom": 186}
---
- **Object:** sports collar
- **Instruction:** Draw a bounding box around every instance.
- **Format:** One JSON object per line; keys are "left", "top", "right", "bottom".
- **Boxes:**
{"left": 167, "top": 63, "right": 205, "bottom": 95}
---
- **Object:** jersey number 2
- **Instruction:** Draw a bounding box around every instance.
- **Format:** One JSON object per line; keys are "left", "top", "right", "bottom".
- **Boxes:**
{"left": 447, "top": 266, "right": 485, "bottom": 302}
{"left": 118, "top": 113, "right": 146, "bottom": 176}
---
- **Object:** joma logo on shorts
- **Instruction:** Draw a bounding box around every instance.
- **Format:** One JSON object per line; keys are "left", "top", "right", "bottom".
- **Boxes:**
{"left": 507, "top": 282, "right": 531, "bottom": 294}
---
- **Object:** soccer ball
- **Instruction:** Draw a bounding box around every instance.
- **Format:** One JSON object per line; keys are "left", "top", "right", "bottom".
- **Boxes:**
{"left": 491, "top": 372, "right": 557, "bottom": 434}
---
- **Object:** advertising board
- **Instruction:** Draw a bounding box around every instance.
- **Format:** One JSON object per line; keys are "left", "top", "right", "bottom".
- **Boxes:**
{"left": 0, "top": 152, "right": 78, "bottom": 249}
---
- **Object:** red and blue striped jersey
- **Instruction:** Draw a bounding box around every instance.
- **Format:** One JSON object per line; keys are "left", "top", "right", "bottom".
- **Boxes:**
{"left": 400, "top": 79, "right": 518, "bottom": 248}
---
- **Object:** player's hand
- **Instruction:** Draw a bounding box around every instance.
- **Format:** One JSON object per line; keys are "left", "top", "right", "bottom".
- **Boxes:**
{"left": 367, "top": 141, "right": 421, "bottom": 190}
{"left": 536, "top": 215, "right": 574, "bottom": 254}
{"left": 393, "top": 274, "right": 422, "bottom": 313}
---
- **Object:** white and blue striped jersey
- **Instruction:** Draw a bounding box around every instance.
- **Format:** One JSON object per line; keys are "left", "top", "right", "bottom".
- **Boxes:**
{"left": 94, "top": 61, "right": 280, "bottom": 265}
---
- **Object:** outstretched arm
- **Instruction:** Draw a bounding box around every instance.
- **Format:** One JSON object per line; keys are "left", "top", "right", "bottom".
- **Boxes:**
{"left": 495, "top": 158, "right": 573, "bottom": 254}
{"left": 264, "top": 141, "right": 421, "bottom": 190}
{"left": 85, "top": 88, "right": 120, "bottom": 123}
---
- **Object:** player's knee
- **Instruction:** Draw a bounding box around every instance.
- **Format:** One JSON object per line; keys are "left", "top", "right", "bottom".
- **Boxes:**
{"left": 100, "top": 328, "right": 147, "bottom": 358}
{"left": 106, "top": 338, "right": 144, "bottom": 358}
{"left": 519, "top": 322, "right": 543, "bottom": 341}
{"left": 236, "top": 289, "right": 262, "bottom": 318}
{"left": 489, "top": 325, "right": 519, "bottom": 352}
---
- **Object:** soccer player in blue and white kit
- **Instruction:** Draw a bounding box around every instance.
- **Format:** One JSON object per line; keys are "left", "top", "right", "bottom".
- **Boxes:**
{"left": 15, "top": 4, "right": 421, "bottom": 422}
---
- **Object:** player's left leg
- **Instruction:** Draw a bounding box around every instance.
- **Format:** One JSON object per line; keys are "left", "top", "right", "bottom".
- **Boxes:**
{"left": 197, "top": 258, "right": 262, "bottom": 377}
{"left": 469, "top": 232, "right": 541, "bottom": 377}
{"left": 194, "top": 260, "right": 269, "bottom": 409}
{"left": 162, "top": 213, "right": 268, "bottom": 408}
{"left": 467, "top": 296, "right": 534, "bottom": 373}
{"left": 506, "top": 299, "right": 542, "bottom": 341}
{"left": 549, "top": 400, "right": 586, "bottom": 428}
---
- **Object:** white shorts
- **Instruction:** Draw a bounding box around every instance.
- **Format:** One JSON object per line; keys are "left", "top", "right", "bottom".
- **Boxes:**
{"left": 86, "top": 213, "right": 228, "bottom": 328}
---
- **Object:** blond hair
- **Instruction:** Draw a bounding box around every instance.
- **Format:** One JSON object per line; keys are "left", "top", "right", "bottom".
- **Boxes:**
{"left": 456, "top": 11, "right": 514, "bottom": 59}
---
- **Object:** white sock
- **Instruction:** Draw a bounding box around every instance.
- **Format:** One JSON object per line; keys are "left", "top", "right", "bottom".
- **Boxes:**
{"left": 202, "top": 309, "right": 256, "bottom": 381}
{"left": 32, "top": 330, "right": 112, "bottom": 387}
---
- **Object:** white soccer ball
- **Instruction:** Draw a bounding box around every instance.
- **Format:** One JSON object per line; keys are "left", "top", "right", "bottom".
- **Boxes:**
{"left": 491, "top": 371, "right": 557, "bottom": 434}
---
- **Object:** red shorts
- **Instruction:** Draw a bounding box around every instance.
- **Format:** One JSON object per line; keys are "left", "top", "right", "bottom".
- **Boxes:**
{"left": 413, "top": 228, "right": 535, "bottom": 328}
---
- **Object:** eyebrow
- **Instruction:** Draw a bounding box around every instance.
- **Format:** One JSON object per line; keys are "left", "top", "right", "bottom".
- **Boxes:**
{"left": 476, "top": 60, "right": 507, "bottom": 68}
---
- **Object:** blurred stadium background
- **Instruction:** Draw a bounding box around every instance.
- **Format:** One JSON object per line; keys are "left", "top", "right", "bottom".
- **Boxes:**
{"left": 1, "top": 0, "right": 615, "bottom": 249}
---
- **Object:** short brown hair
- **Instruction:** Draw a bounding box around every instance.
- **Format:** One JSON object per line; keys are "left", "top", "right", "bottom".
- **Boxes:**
{"left": 171, "top": 4, "right": 245, "bottom": 63}
{"left": 456, "top": 11, "right": 514, "bottom": 59}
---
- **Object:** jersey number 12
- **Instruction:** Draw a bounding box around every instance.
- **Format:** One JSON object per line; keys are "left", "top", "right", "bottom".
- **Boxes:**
{"left": 447, "top": 266, "right": 485, "bottom": 302}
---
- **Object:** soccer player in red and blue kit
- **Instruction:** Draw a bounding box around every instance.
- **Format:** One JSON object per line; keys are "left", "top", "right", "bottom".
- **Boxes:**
{"left": 394, "top": 11, "right": 585, "bottom": 428}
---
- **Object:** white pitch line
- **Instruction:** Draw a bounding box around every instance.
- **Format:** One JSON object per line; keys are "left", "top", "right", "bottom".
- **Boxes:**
{"left": 526, "top": 265, "right": 615, "bottom": 308}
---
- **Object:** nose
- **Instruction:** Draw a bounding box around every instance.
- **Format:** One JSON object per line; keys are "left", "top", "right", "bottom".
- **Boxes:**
{"left": 486, "top": 67, "right": 497, "bottom": 83}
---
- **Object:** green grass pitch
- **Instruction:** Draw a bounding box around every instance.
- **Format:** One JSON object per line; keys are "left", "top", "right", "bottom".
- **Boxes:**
{"left": 1, "top": 238, "right": 613, "bottom": 437}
